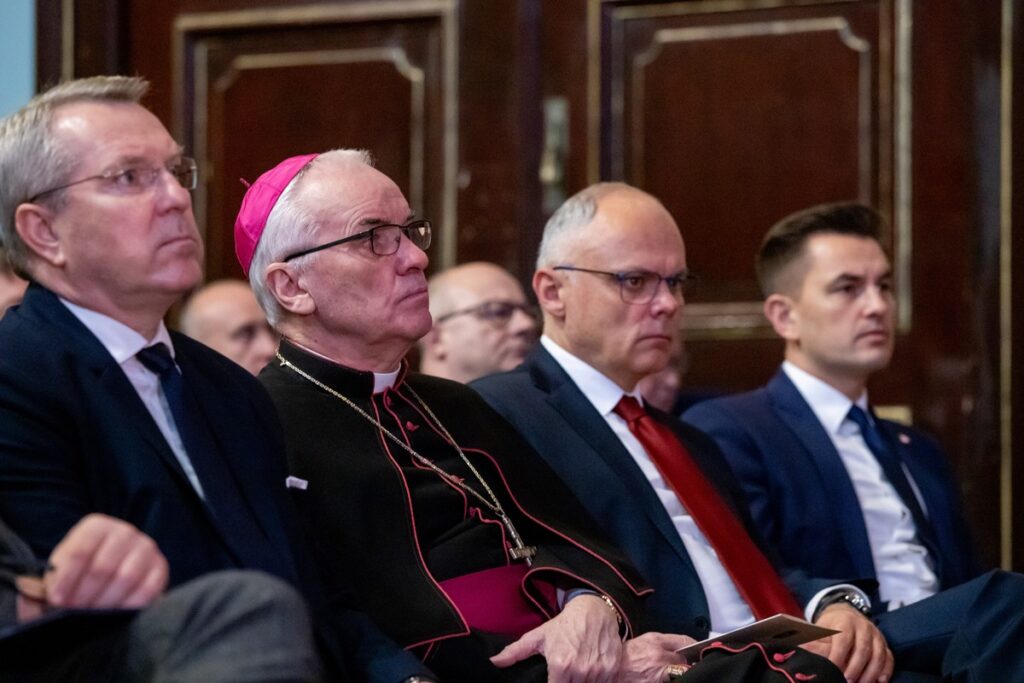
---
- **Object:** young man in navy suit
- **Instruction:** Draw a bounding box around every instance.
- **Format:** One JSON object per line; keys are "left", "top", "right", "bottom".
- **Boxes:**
{"left": 682, "top": 203, "right": 982, "bottom": 608}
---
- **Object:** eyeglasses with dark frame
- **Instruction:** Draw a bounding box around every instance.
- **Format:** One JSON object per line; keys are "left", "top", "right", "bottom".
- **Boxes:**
{"left": 28, "top": 157, "right": 199, "bottom": 203}
{"left": 553, "top": 265, "right": 697, "bottom": 304}
{"left": 282, "top": 219, "right": 432, "bottom": 262}
{"left": 435, "top": 300, "right": 539, "bottom": 325}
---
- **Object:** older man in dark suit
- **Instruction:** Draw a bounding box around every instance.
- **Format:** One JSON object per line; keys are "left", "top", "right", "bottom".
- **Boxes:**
{"left": 0, "top": 75, "right": 429, "bottom": 682}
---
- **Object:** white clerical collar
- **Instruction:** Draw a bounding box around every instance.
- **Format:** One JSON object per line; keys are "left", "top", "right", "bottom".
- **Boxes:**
{"left": 373, "top": 369, "right": 401, "bottom": 393}
{"left": 782, "top": 361, "right": 869, "bottom": 436}
{"left": 283, "top": 338, "right": 400, "bottom": 393}
{"left": 541, "top": 336, "right": 642, "bottom": 416}
{"left": 60, "top": 298, "right": 174, "bottom": 363}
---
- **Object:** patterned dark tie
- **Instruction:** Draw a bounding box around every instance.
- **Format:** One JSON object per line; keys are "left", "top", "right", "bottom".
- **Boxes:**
{"left": 136, "top": 344, "right": 274, "bottom": 568}
{"left": 614, "top": 395, "right": 802, "bottom": 619}
{"left": 846, "top": 405, "right": 937, "bottom": 552}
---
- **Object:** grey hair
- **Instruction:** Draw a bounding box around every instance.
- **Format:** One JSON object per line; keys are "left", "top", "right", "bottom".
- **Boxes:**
{"left": 248, "top": 148, "right": 374, "bottom": 326}
{"left": 0, "top": 76, "right": 150, "bottom": 278}
{"left": 535, "top": 182, "right": 635, "bottom": 269}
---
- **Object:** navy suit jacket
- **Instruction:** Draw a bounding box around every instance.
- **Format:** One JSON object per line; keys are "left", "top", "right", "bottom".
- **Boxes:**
{"left": 472, "top": 347, "right": 839, "bottom": 639}
{"left": 681, "top": 369, "right": 982, "bottom": 600}
{"left": 0, "top": 284, "right": 427, "bottom": 681}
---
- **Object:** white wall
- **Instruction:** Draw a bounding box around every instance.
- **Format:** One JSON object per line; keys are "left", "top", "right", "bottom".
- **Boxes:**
{"left": 0, "top": 1, "right": 35, "bottom": 118}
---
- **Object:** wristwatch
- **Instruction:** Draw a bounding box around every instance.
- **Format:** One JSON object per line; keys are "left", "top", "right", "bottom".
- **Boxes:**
{"left": 815, "top": 589, "right": 871, "bottom": 619}
{"left": 402, "top": 677, "right": 436, "bottom": 683}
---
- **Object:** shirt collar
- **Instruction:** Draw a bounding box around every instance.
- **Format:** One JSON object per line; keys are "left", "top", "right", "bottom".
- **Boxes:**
{"left": 59, "top": 298, "right": 174, "bottom": 364}
{"left": 541, "top": 335, "right": 642, "bottom": 416}
{"left": 782, "top": 361, "right": 868, "bottom": 436}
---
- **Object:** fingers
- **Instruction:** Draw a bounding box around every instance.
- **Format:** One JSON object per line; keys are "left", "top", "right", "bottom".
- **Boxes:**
{"left": 46, "top": 514, "right": 168, "bottom": 609}
{"left": 635, "top": 632, "right": 697, "bottom": 651}
{"left": 490, "top": 629, "right": 541, "bottom": 668}
{"left": 813, "top": 605, "right": 893, "bottom": 683}
{"left": 851, "top": 632, "right": 893, "bottom": 683}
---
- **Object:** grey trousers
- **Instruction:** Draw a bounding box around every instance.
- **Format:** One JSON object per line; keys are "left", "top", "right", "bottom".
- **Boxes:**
{"left": 3, "top": 569, "right": 322, "bottom": 683}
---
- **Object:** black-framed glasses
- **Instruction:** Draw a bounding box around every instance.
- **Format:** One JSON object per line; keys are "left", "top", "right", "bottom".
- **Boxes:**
{"left": 553, "top": 265, "right": 697, "bottom": 304}
{"left": 283, "top": 219, "right": 432, "bottom": 261}
{"left": 29, "top": 157, "right": 199, "bottom": 202}
{"left": 435, "top": 300, "right": 539, "bottom": 325}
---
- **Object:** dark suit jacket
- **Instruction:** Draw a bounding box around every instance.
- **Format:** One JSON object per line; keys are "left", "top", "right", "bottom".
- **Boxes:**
{"left": 681, "top": 369, "right": 982, "bottom": 599}
{"left": 472, "top": 346, "right": 838, "bottom": 639}
{"left": 0, "top": 284, "right": 427, "bottom": 681}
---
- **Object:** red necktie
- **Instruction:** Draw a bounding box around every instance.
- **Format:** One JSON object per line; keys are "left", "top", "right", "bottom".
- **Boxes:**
{"left": 614, "top": 395, "right": 802, "bottom": 619}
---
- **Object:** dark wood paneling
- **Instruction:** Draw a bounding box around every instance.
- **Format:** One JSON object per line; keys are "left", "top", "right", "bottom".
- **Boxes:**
{"left": 1010, "top": 0, "right": 1024, "bottom": 570}
{"left": 599, "top": 1, "right": 891, "bottom": 338}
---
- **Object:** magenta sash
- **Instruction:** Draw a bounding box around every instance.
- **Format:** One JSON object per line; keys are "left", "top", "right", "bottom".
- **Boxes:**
{"left": 439, "top": 563, "right": 557, "bottom": 639}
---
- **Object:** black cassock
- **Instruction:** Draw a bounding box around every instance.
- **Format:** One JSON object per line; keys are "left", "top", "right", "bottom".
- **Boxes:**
{"left": 262, "top": 340, "right": 652, "bottom": 680}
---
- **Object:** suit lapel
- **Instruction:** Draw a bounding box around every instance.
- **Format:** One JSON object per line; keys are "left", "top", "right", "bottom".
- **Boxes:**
{"left": 529, "top": 349, "right": 702, "bottom": 579}
{"left": 175, "top": 346, "right": 296, "bottom": 580}
{"left": 22, "top": 286, "right": 201, "bottom": 497}
{"left": 767, "top": 371, "right": 877, "bottom": 579}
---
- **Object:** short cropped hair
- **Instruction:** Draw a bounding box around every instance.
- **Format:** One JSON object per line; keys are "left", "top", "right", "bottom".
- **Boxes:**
{"left": 0, "top": 76, "right": 149, "bottom": 278}
{"left": 536, "top": 182, "right": 644, "bottom": 269}
{"left": 248, "top": 148, "right": 373, "bottom": 326}
{"left": 756, "top": 202, "right": 884, "bottom": 297}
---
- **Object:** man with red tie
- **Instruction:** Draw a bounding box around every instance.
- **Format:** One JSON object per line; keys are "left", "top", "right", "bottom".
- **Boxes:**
{"left": 472, "top": 183, "right": 1024, "bottom": 682}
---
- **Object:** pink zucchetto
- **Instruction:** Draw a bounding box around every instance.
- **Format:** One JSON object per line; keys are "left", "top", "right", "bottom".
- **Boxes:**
{"left": 234, "top": 153, "right": 319, "bottom": 275}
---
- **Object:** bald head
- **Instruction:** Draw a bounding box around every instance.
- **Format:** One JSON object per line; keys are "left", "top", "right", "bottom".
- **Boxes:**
{"left": 534, "top": 183, "right": 688, "bottom": 390}
{"left": 420, "top": 262, "right": 537, "bottom": 383}
{"left": 180, "top": 279, "right": 277, "bottom": 375}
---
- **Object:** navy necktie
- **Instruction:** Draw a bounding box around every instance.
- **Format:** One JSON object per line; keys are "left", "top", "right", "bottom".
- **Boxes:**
{"left": 846, "top": 404, "right": 937, "bottom": 554}
{"left": 136, "top": 344, "right": 276, "bottom": 570}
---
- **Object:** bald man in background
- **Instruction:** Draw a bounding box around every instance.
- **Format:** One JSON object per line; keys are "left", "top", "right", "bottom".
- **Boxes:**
{"left": 419, "top": 262, "right": 538, "bottom": 383}
{"left": 179, "top": 279, "right": 277, "bottom": 375}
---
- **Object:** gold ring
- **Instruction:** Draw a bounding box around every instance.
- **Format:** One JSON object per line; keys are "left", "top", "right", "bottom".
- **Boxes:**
{"left": 666, "top": 664, "right": 689, "bottom": 680}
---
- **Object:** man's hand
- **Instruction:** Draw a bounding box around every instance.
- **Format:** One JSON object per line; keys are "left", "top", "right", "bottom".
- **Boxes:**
{"left": 490, "top": 593, "right": 623, "bottom": 682}
{"left": 617, "top": 632, "right": 694, "bottom": 683}
{"left": 804, "top": 604, "right": 893, "bottom": 683}
{"left": 44, "top": 514, "right": 168, "bottom": 610}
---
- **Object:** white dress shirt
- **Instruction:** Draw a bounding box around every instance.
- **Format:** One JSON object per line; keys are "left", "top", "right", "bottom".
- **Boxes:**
{"left": 783, "top": 362, "right": 939, "bottom": 609}
{"left": 542, "top": 337, "right": 846, "bottom": 633}
{"left": 61, "top": 299, "right": 205, "bottom": 498}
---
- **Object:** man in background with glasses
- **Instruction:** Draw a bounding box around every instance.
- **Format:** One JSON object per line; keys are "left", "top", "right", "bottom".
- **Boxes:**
{"left": 418, "top": 262, "right": 538, "bottom": 383}
{"left": 0, "top": 76, "right": 430, "bottom": 681}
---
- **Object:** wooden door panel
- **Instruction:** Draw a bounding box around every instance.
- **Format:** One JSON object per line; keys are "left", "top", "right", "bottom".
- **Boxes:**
{"left": 174, "top": 4, "right": 454, "bottom": 279}
{"left": 597, "top": 1, "right": 897, "bottom": 342}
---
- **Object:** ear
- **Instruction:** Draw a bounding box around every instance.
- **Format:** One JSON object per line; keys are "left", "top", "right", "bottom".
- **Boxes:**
{"left": 763, "top": 293, "right": 799, "bottom": 341}
{"left": 264, "top": 263, "right": 315, "bottom": 316}
{"left": 533, "top": 268, "right": 566, "bottom": 321}
{"left": 15, "top": 203, "right": 66, "bottom": 267}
